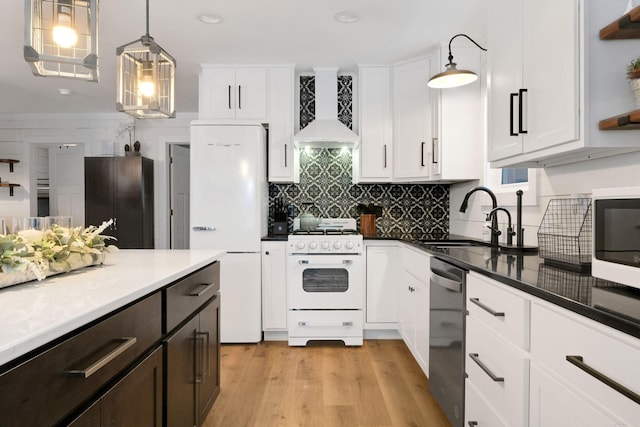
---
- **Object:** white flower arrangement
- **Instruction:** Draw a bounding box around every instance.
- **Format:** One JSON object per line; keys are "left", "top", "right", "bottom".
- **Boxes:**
{"left": 0, "top": 219, "right": 117, "bottom": 286}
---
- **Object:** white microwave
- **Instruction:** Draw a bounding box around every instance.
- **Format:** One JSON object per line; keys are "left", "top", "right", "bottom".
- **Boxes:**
{"left": 592, "top": 187, "right": 640, "bottom": 289}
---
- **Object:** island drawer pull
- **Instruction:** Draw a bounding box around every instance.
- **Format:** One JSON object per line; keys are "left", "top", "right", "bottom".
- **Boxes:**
{"left": 469, "top": 298, "right": 505, "bottom": 317}
{"left": 189, "top": 283, "right": 218, "bottom": 297}
{"left": 469, "top": 353, "right": 504, "bottom": 382}
{"left": 66, "top": 337, "right": 137, "bottom": 379}
{"left": 566, "top": 355, "right": 640, "bottom": 404}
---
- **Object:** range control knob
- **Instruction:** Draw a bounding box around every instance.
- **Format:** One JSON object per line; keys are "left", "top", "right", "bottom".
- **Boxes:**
{"left": 296, "top": 241, "right": 305, "bottom": 250}
{"left": 321, "top": 241, "right": 330, "bottom": 250}
{"left": 309, "top": 241, "right": 318, "bottom": 250}
{"left": 345, "top": 241, "right": 354, "bottom": 250}
{"left": 333, "top": 241, "right": 342, "bottom": 250}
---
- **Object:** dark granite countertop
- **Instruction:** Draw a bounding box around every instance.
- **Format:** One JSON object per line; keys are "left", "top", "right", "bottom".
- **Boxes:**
{"left": 412, "top": 241, "right": 640, "bottom": 340}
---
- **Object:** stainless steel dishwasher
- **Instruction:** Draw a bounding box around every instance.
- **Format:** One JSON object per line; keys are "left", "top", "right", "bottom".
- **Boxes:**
{"left": 429, "top": 257, "right": 466, "bottom": 427}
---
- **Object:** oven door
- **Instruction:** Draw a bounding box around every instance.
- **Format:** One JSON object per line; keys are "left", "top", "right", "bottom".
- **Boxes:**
{"left": 288, "top": 254, "right": 363, "bottom": 309}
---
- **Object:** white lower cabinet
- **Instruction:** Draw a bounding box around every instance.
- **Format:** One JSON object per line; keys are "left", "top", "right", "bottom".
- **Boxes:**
{"left": 465, "top": 380, "right": 508, "bottom": 427}
{"left": 397, "top": 244, "right": 431, "bottom": 376}
{"left": 261, "top": 241, "right": 287, "bottom": 332}
{"left": 365, "top": 243, "right": 399, "bottom": 324}
{"left": 530, "top": 301, "right": 640, "bottom": 426}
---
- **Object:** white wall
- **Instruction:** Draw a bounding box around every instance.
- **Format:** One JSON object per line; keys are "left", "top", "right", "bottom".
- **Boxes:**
{"left": 0, "top": 112, "right": 197, "bottom": 248}
{"left": 450, "top": 150, "right": 640, "bottom": 246}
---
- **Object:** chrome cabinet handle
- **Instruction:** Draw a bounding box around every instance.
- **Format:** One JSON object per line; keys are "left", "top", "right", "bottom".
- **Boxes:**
{"left": 189, "top": 283, "right": 218, "bottom": 297}
{"left": 566, "top": 355, "right": 640, "bottom": 404}
{"left": 469, "top": 298, "right": 505, "bottom": 317}
{"left": 66, "top": 337, "right": 137, "bottom": 379}
{"left": 192, "top": 226, "right": 216, "bottom": 231}
{"left": 469, "top": 353, "right": 504, "bottom": 382}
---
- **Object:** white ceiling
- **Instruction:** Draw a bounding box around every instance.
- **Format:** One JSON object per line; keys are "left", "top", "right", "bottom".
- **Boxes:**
{"left": 0, "top": 0, "right": 488, "bottom": 115}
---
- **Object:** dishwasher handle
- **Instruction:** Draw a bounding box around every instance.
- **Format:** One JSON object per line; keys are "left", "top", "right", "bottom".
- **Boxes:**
{"left": 430, "top": 271, "right": 462, "bottom": 293}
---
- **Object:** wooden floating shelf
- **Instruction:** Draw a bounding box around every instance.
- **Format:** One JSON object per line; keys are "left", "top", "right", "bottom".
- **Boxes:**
{"left": 0, "top": 183, "right": 20, "bottom": 197}
{"left": 600, "top": 5, "right": 640, "bottom": 39}
{"left": 0, "top": 159, "right": 20, "bottom": 173}
{"left": 599, "top": 109, "right": 640, "bottom": 130}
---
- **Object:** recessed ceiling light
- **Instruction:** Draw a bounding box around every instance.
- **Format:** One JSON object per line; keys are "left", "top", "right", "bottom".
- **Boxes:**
{"left": 334, "top": 11, "right": 359, "bottom": 24}
{"left": 198, "top": 14, "right": 223, "bottom": 24}
{"left": 58, "top": 88, "right": 71, "bottom": 96}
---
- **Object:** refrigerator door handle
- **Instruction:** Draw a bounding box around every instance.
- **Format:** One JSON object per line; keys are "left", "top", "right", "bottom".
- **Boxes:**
{"left": 192, "top": 226, "right": 217, "bottom": 231}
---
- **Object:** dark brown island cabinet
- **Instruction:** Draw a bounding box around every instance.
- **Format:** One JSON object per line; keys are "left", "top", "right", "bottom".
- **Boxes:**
{"left": 0, "top": 261, "right": 220, "bottom": 427}
{"left": 85, "top": 156, "right": 154, "bottom": 249}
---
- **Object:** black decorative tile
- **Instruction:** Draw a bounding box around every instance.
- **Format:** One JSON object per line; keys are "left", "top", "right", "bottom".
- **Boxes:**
{"left": 268, "top": 148, "right": 450, "bottom": 239}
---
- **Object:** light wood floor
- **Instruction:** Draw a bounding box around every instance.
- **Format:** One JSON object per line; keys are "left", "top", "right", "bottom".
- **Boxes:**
{"left": 203, "top": 340, "right": 451, "bottom": 427}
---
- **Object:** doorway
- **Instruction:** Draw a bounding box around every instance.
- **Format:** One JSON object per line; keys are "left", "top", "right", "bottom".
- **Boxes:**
{"left": 169, "top": 144, "right": 190, "bottom": 249}
{"left": 31, "top": 144, "right": 85, "bottom": 227}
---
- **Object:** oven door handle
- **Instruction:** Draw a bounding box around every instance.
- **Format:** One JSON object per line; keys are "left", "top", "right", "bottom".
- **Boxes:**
{"left": 297, "top": 259, "right": 355, "bottom": 266}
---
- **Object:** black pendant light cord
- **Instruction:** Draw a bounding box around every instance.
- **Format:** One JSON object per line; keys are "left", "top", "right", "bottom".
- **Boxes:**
{"left": 447, "top": 33, "right": 487, "bottom": 63}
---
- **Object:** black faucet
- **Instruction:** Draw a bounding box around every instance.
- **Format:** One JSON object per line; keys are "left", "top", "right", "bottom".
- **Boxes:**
{"left": 486, "top": 207, "right": 516, "bottom": 246}
{"left": 459, "top": 186, "right": 500, "bottom": 248}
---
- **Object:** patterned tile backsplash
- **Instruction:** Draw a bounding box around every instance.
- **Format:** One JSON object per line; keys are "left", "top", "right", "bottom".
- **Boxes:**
{"left": 269, "top": 73, "right": 450, "bottom": 239}
{"left": 269, "top": 148, "right": 450, "bottom": 239}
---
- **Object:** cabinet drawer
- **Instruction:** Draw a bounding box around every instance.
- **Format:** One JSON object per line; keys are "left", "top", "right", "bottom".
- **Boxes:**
{"left": 531, "top": 302, "right": 640, "bottom": 424}
{"left": 466, "top": 317, "right": 529, "bottom": 427}
{"left": 288, "top": 311, "right": 363, "bottom": 338}
{"left": 0, "top": 292, "right": 162, "bottom": 426}
{"left": 166, "top": 262, "right": 220, "bottom": 332}
{"left": 465, "top": 380, "right": 508, "bottom": 427}
{"left": 401, "top": 245, "right": 429, "bottom": 279}
{"left": 467, "top": 272, "right": 530, "bottom": 349}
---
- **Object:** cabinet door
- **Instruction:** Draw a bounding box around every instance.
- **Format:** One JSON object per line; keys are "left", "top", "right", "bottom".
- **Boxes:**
{"left": 235, "top": 67, "right": 267, "bottom": 120}
{"left": 85, "top": 157, "right": 114, "bottom": 230}
{"left": 199, "top": 67, "right": 236, "bottom": 119}
{"left": 267, "top": 67, "right": 296, "bottom": 182}
{"left": 197, "top": 296, "right": 221, "bottom": 426}
{"left": 166, "top": 316, "right": 198, "bottom": 427}
{"left": 261, "top": 241, "right": 288, "bottom": 330}
{"left": 524, "top": 0, "right": 580, "bottom": 153}
{"left": 358, "top": 66, "right": 392, "bottom": 182}
{"left": 100, "top": 347, "right": 163, "bottom": 427}
{"left": 365, "top": 245, "right": 398, "bottom": 323}
{"left": 396, "top": 269, "right": 415, "bottom": 347}
{"left": 487, "top": 0, "right": 525, "bottom": 161}
{"left": 530, "top": 364, "right": 623, "bottom": 427}
{"left": 392, "top": 58, "right": 432, "bottom": 180}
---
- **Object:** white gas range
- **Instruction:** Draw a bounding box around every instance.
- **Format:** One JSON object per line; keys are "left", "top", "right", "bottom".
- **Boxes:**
{"left": 286, "top": 218, "right": 364, "bottom": 346}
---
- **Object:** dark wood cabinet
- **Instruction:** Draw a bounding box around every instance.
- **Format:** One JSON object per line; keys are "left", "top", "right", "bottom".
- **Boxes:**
{"left": 85, "top": 156, "right": 154, "bottom": 248}
{"left": 69, "top": 347, "right": 163, "bottom": 427}
{"left": 165, "top": 262, "right": 221, "bottom": 427}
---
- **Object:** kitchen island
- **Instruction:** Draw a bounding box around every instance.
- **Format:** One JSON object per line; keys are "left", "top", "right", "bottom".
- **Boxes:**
{"left": 0, "top": 249, "right": 224, "bottom": 426}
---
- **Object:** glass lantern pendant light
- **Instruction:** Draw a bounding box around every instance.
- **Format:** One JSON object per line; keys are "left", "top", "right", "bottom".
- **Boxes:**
{"left": 24, "top": 0, "right": 99, "bottom": 81}
{"left": 116, "top": 0, "right": 176, "bottom": 119}
{"left": 427, "top": 33, "right": 486, "bottom": 89}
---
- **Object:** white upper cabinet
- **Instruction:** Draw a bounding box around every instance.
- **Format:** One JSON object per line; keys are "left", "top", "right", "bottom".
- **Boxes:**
{"left": 488, "top": 0, "right": 640, "bottom": 168}
{"left": 267, "top": 66, "right": 296, "bottom": 183}
{"left": 392, "top": 56, "right": 433, "bottom": 181}
{"left": 199, "top": 65, "right": 267, "bottom": 120}
{"left": 356, "top": 65, "right": 393, "bottom": 183}
{"left": 430, "top": 42, "right": 483, "bottom": 181}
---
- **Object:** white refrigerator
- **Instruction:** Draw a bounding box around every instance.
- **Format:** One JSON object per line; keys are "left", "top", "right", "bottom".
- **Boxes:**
{"left": 190, "top": 121, "right": 267, "bottom": 343}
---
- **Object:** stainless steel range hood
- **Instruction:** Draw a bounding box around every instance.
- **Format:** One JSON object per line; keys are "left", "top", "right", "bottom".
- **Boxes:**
{"left": 293, "top": 67, "right": 360, "bottom": 149}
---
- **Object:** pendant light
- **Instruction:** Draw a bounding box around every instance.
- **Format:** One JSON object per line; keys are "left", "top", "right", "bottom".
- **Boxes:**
{"left": 427, "top": 34, "right": 486, "bottom": 89}
{"left": 24, "top": 0, "right": 99, "bottom": 81}
{"left": 116, "top": 0, "right": 176, "bottom": 119}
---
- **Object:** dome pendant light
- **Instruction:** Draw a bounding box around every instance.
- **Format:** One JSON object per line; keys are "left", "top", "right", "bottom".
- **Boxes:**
{"left": 428, "top": 33, "right": 486, "bottom": 89}
{"left": 116, "top": 0, "right": 176, "bottom": 119}
{"left": 24, "top": 0, "right": 99, "bottom": 81}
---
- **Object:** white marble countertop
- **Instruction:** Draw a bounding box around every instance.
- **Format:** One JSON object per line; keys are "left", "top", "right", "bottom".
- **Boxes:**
{"left": 0, "top": 249, "right": 225, "bottom": 367}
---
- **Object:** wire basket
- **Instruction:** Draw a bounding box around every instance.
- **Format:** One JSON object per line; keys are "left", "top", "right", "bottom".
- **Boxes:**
{"left": 537, "top": 198, "right": 592, "bottom": 269}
